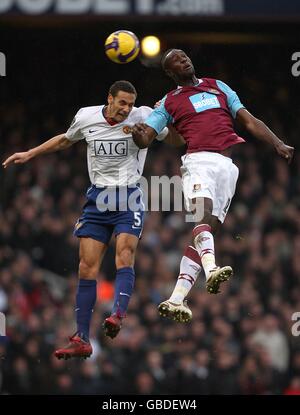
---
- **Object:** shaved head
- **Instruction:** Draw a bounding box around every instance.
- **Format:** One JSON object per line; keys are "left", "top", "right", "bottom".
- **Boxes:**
{"left": 161, "top": 48, "right": 181, "bottom": 70}
{"left": 160, "top": 49, "right": 197, "bottom": 85}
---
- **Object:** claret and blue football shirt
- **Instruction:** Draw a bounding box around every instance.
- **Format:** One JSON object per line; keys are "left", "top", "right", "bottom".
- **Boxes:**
{"left": 146, "top": 78, "right": 246, "bottom": 153}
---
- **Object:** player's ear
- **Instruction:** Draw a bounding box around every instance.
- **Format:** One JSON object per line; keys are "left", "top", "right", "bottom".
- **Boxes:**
{"left": 165, "top": 69, "right": 172, "bottom": 78}
{"left": 108, "top": 94, "right": 113, "bottom": 105}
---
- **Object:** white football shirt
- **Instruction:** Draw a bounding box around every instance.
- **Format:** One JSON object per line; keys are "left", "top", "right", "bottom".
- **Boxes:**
{"left": 65, "top": 105, "right": 168, "bottom": 187}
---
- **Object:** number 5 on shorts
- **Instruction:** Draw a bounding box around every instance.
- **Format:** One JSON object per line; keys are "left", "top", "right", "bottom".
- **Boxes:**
{"left": 133, "top": 212, "right": 142, "bottom": 227}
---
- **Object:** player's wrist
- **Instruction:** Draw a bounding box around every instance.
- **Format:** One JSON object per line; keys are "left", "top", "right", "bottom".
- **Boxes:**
{"left": 274, "top": 139, "right": 284, "bottom": 150}
{"left": 27, "top": 148, "right": 37, "bottom": 159}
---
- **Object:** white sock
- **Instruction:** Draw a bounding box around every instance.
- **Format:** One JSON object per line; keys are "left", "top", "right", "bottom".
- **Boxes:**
{"left": 169, "top": 246, "right": 202, "bottom": 304}
{"left": 193, "top": 224, "right": 216, "bottom": 280}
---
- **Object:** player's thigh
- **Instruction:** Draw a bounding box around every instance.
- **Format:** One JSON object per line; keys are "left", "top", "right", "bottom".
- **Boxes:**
{"left": 215, "top": 162, "right": 239, "bottom": 223}
{"left": 181, "top": 153, "right": 217, "bottom": 217}
{"left": 79, "top": 237, "right": 108, "bottom": 276}
{"left": 115, "top": 233, "right": 139, "bottom": 269}
{"left": 210, "top": 215, "right": 222, "bottom": 234}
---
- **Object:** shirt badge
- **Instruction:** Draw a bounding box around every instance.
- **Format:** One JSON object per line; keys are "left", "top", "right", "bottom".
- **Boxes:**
{"left": 122, "top": 125, "right": 132, "bottom": 134}
{"left": 207, "top": 88, "right": 220, "bottom": 95}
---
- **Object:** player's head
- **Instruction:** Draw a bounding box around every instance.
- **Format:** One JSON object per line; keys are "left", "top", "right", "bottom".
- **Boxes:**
{"left": 161, "top": 49, "right": 195, "bottom": 83}
{"left": 107, "top": 80, "right": 137, "bottom": 122}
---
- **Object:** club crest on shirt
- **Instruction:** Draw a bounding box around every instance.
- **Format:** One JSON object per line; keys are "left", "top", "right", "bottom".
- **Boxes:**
{"left": 208, "top": 88, "right": 220, "bottom": 95}
{"left": 122, "top": 125, "right": 132, "bottom": 134}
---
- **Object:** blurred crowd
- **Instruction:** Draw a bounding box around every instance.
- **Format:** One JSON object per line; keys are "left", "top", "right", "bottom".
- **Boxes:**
{"left": 0, "top": 42, "right": 300, "bottom": 395}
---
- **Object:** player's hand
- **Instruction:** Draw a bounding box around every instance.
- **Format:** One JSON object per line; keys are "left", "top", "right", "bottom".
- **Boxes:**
{"left": 132, "top": 123, "right": 157, "bottom": 149}
{"left": 2, "top": 151, "right": 32, "bottom": 168}
{"left": 275, "top": 142, "right": 294, "bottom": 164}
{"left": 132, "top": 123, "right": 148, "bottom": 137}
{"left": 154, "top": 100, "right": 161, "bottom": 109}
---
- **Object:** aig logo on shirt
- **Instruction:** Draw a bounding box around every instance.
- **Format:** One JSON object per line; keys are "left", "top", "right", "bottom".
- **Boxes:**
{"left": 94, "top": 140, "right": 128, "bottom": 157}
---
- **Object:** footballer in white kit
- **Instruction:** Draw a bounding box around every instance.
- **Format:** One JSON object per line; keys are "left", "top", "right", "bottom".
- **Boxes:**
{"left": 66, "top": 104, "right": 151, "bottom": 188}
{"left": 3, "top": 81, "right": 168, "bottom": 358}
{"left": 68, "top": 103, "right": 154, "bottom": 243}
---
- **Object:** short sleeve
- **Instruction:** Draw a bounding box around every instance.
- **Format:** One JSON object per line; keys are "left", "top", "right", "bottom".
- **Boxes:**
{"left": 145, "top": 96, "right": 174, "bottom": 134}
{"left": 216, "top": 80, "right": 245, "bottom": 118}
{"left": 138, "top": 106, "right": 169, "bottom": 141}
{"left": 138, "top": 106, "right": 152, "bottom": 120}
{"left": 65, "top": 109, "right": 85, "bottom": 142}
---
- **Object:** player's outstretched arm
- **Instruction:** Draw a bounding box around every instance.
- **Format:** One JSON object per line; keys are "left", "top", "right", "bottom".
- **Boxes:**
{"left": 132, "top": 123, "right": 158, "bottom": 149}
{"left": 236, "top": 108, "right": 294, "bottom": 164}
{"left": 2, "top": 133, "right": 74, "bottom": 168}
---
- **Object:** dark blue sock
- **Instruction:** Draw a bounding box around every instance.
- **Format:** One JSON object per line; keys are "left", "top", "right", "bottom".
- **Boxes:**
{"left": 112, "top": 267, "right": 135, "bottom": 317}
{"left": 75, "top": 279, "right": 97, "bottom": 342}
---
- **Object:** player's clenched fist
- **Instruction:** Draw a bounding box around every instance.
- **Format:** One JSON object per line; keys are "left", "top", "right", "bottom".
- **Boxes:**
{"left": 132, "top": 123, "right": 148, "bottom": 135}
{"left": 275, "top": 142, "right": 294, "bottom": 164}
{"left": 132, "top": 123, "right": 151, "bottom": 149}
{"left": 2, "top": 151, "right": 32, "bottom": 168}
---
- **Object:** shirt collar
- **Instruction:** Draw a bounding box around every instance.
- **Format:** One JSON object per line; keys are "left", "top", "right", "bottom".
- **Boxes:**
{"left": 177, "top": 78, "right": 203, "bottom": 89}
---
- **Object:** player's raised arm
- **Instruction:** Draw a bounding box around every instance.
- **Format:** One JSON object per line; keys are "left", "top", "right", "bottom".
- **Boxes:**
{"left": 236, "top": 108, "right": 294, "bottom": 164}
{"left": 2, "top": 133, "right": 74, "bottom": 169}
{"left": 3, "top": 108, "right": 86, "bottom": 169}
{"left": 132, "top": 122, "right": 185, "bottom": 149}
{"left": 133, "top": 96, "right": 173, "bottom": 149}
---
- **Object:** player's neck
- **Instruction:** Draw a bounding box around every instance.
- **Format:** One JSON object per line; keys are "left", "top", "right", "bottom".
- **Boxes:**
{"left": 177, "top": 75, "right": 199, "bottom": 87}
{"left": 103, "top": 105, "right": 119, "bottom": 125}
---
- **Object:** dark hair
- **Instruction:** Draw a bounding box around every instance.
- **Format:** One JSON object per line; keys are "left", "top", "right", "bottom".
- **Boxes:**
{"left": 109, "top": 80, "right": 137, "bottom": 97}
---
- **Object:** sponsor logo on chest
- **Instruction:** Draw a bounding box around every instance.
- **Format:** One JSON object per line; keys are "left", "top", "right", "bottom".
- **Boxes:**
{"left": 189, "top": 92, "right": 221, "bottom": 113}
{"left": 93, "top": 139, "right": 128, "bottom": 157}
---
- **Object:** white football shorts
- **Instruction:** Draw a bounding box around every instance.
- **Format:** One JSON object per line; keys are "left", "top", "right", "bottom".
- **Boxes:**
{"left": 181, "top": 151, "right": 239, "bottom": 223}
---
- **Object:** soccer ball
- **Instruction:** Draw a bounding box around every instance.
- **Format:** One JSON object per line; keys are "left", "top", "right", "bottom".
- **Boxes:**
{"left": 104, "top": 30, "right": 140, "bottom": 64}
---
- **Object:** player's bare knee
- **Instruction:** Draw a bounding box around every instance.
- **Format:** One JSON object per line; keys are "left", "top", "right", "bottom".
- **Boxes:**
{"left": 79, "top": 259, "right": 98, "bottom": 279}
{"left": 116, "top": 246, "right": 135, "bottom": 268}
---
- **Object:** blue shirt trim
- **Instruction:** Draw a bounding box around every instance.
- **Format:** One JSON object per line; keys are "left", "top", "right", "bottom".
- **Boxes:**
{"left": 216, "top": 80, "right": 244, "bottom": 118}
{"left": 145, "top": 96, "right": 174, "bottom": 134}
